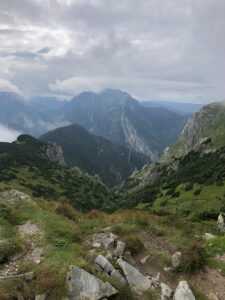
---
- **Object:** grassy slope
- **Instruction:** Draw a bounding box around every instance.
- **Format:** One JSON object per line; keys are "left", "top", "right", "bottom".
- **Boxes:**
{"left": 0, "top": 135, "right": 114, "bottom": 212}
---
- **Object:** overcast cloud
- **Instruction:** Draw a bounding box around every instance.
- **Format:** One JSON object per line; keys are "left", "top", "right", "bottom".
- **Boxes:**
{"left": 0, "top": 124, "right": 21, "bottom": 142}
{"left": 0, "top": 0, "right": 225, "bottom": 103}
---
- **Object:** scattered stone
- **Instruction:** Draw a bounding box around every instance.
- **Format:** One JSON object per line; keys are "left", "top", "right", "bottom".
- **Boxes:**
{"left": 204, "top": 233, "right": 215, "bottom": 241}
{"left": 93, "top": 242, "right": 101, "bottom": 248}
{"left": 172, "top": 252, "right": 182, "bottom": 268}
{"left": 141, "top": 255, "right": 150, "bottom": 265}
{"left": 164, "top": 267, "right": 172, "bottom": 272}
{"left": 209, "top": 292, "right": 219, "bottom": 300}
{"left": 102, "top": 227, "right": 111, "bottom": 233}
{"left": 117, "top": 258, "right": 152, "bottom": 295}
{"left": 94, "top": 255, "right": 114, "bottom": 274}
{"left": 114, "top": 241, "right": 126, "bottom": 257}
{"left": 92, "top": 233, "right": 107, "bottom": 245}
{"left": 88, "top": 249, "right": 96, "bottom": 257}
{"left": 174, "top": 281, "right": 195, "bottom": 300}
{"left": 110, "top": 233, "right": 118, "bottom": 241}
{"left": 17, "top": 221, "right": 41, "bottom": 237}
{"left": 218, "top": 212, "right": 225, "bottom": 233}
{"left": 161, "top": 283, "right": 172, "bottom": 300}
{"left": 67, "top": 265, "right": 118, "bottom": 300}
{"left": 35, "top": 295, "right": 46, "bottom": 300}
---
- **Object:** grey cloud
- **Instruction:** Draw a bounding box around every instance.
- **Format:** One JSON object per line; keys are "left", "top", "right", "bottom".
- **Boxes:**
{"left": 0, "top": 0, "right": 224, "bottom": 103}
{"left": 0, "top": 123, "right": 21, "bottom": 142}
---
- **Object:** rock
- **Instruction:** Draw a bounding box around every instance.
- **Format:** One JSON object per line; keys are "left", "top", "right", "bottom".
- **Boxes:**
{"left": 110, "top": 233, "right": 118, "bottom": 241}
{"left": 35, "top": 295, "right": 46, "bottom": 300}
{"left": 164, "top": 267, "right": 172, "bottom": 272}
{"left": 43, "top": 142, "right": 65, "bottom": 165}
{"left": 102, "top": 227, "right": 111, "bottom": 233}
{"left": 88, "top": 249, "right": 96, "bottom": 257}
{"left": 114, "top": 241, "right": 126, "bottom": 257}
{"left": 161, "top": 283, "right": 172, "bottom": 300}
{"left": 67, "top": 265, "right": 118, "bottom": 300}
{"left": 124, "top": 251, "right": 136, "bottom": 266}
{"left": 102, "top": 238, "right": 115, "bottom": 250}
{"left": 172, "top": 252, "right": 182, "bottom": 268}
{"left": 173, "top": 281, "right": 195, "bottom": 300}
{"left": 110, "top": 269, "right": 127, "bottom": 285}
{"left": 0, "top": 190, "right": 35, "bottom": 206}
{"left": 93, "top": 242, "right": 101, "bottom": 248}
{"left": 92, "top": 233, "right": 107, "bottom": 245}
{"left": 117, "top": 258, "right": 152, "bottom": 295}
{"left": 218, "top": 212, "right": 225, "bottom": 233}
{"left": 209, "top": 292, "right": 219, "bottom": 300}
{"left": 141, "top": 255, "right": 150, "bottom": 265}
{"left": 204, "top": 233, "right": 215, "bottom": 241}
{"left": 0, "top": 272, "right": 34, "bottom": 283}
{"left": 94, "top": 255, "right": 114, "bottom": 274}
{"left": 105, "top": 252, "right": 113, "bottom": 260}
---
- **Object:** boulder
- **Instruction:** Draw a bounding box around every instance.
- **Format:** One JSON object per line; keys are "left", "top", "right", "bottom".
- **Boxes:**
{"left": 67, "top": 265, "right": 118, "bottom": 300}
{"left": 161, "top": 283, "right": 172, "bottom": 300}
{"left": 114, "top": 241, "right": 126, "bottom": 257}
{"left": 173, "top": 281, "right": 195, "bottom": 300}
{"left": 110, "top": 269, "right": 127, "bottom": 285}
{"left": 218, "top": 212, "right": 225, "bottom": 233}
{"left": 93, "top": 242, "right": 101, "bottom": 248}
{"left": 110, "top": 233, "right": 118, "bottom": 241}
{"left": 92, "top": 233, "right": 107, "bottom": 245}
{"left": 204, "top": 233, "right": 215, "bottom": 241}
{"left": 0, "top": 190, "right": 35, "bottom": 206}
{"left": 105, "top": 252, "right": 113, "bottom": 260}
{"left": 172, "top": 252, "right": 182, "bottom": 268}
{"left": 117, "top": 258, "right": 152, "bottom": 295}
{"left": 209, "top": 292, "right": 219, "bottom": 300}
{"left": 94, "top": 255, "right": 114, "bottom": 274}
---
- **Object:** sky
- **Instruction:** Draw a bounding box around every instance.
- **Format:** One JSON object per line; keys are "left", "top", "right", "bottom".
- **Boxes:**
{"left": 0, "top": 0, "right": 225, "bottom": 103}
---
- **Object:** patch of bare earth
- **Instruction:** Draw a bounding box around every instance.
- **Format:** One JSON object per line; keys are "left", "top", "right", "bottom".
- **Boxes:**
{"left": 0, "top": 221, "right": 45, "bottom": 277}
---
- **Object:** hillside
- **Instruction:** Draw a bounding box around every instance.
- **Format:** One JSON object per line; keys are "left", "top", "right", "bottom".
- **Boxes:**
{"left": 0, "top": 134, "right": 114, "bottom": 212}
{"left": 117, "top": 101, "right": 225, "bottom": 220}
{"left": 40, "top": 124, "right": 149, "bottom": 187}
{"left": 52, "top": 89, "right": 186, "bottom": 160}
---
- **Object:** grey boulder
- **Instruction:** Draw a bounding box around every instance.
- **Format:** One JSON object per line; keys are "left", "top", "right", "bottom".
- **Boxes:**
{"left": 67, "top": 265, "right": 118, "bottom": 300}
{"left": 114, "top": 241, "right": 126, "bottom": 257}
{"left": 173, "top": 281, "right": 195, "bottom": 300}
{"left": 117, "top": 258, "right": 152, "bottom": 295}
{"left": 172, "top": 252, "right": 182, "bottom": 268}
{"left": 94, "top": 255, "right": 114, "bottom": 274}
{"left": 161, "top": 283, "right": 172, "bottom": 300}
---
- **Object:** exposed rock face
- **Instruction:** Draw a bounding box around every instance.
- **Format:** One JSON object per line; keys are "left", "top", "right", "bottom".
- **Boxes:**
{"left": 67, "top": 265, "right": 118, "bottom": 300}
{"left": 43, "top": 142, "right": 65, "bottom": 165}
{"left": 172, "top": 252, "right": 182, "bottom": 268}
{"left": 218, "top": 212, "right": 225, "bottom": 233}
{"left": 117, "top": 258, "right": 152, "bottom": 295}
{"left": 173, "top": 281, "right": 195, "bottom": 300}
{"left": 0, "top": 190, "right": 35, "bottom": 206}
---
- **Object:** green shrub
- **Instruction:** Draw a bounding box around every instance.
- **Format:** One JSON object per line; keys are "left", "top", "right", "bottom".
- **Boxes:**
{"left": 193, "top": 189, "right": 201, "bottom": 195}
{"left": 181, "top": 244, "right": 209, "bottom": 274}
{"left": 135, "top": 215, "right": 149, "bottom": 229}
{"left": 184, "top": 183, "right": 193, "bottom": 191}
{"left": 0, "top": 204, "right": 12, "bottom": 220}
{"left": 112, "top": 224, "right": 134, "bottom": 235}
{"left": 124, "top": 235, "right": 144, "bottom": 254}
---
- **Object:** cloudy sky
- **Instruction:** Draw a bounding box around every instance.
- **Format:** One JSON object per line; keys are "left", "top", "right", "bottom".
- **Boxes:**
{"left": 0, "top": 0, "right": 225, "bottom": 103}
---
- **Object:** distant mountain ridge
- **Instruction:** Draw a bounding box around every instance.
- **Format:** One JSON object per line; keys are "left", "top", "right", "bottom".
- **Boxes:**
{"left": 52, "top": 89, "right": 187, "bottom": 160}
{"left": 40, "top": 123, "right": 149, "bottom": 187}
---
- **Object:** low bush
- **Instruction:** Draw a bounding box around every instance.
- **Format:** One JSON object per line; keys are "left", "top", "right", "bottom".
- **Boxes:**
{"left": 124, "top": 235, "right": 144, "bottom": 254}
{"left": 181, "top": 244, "right": 209, "bottom": 274}
{"left": 135, "top": 215, "right": 149, "bottom": 229}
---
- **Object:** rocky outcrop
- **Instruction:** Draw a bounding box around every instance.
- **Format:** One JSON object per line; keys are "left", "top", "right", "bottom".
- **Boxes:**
{"left": 173, "top": 281, "right": 195, "bottom": 300}
{"left": 117, "top": 258, "right": 152, "bottom": 295}
{"left": 66, "top": 265, "right": 118, "bottom": 300}
{"left": 43, "top": 142, "right": 65, "bottom": 165}
{"left": 0, "top": 190, "right": 35, "bottom": 206}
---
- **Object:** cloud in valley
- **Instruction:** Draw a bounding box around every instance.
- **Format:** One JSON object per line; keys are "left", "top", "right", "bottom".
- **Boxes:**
{"left": 0, "top": 124, "right": 21, "bottom": 142}
{"left": 0, "top": 0, "right": 225, "bottom": 103}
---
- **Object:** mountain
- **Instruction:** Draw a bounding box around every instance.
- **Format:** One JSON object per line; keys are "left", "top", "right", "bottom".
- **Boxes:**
{"left": 141, "top": 100, "right": 203, "bottom": 116}
{"left": 165, "top": 100, "right": 225, "bottom": 159}
{"left": 40, "top": 123, "right": 149, "bottom": 187}
{"left": 0, "top": 92, "right": 70, "bottom": 137}
{"left": 117, "top": 101, "right": 225, "bottom": 220}
{"left": 52, "top": 89, "right": 187, "bottom": 160}
{"left": 0, "top": 134, "right": 114, "bottom": 211}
